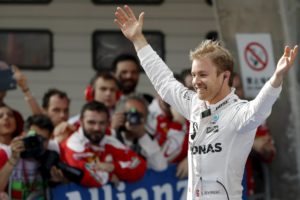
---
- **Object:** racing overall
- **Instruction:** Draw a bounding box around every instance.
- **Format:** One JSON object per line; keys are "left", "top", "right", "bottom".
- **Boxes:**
{"left": 137, "top": 45, "right": 281, "bottom": 200}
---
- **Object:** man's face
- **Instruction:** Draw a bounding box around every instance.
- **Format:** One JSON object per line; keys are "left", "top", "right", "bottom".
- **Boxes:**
{"left": 94, "top": 77, "right": 117, "bottom": 108}
{"left": 81, "top": 110, "right": 108, "bottom": 145}
{"left": 124, "top": 99, "right": 147, "bottom": 139}
{"left": 191, "top": 57, "right": 225, "bottom": 104}
{"left": 45, "top": 95, "right": 69, "bottom": 126}
{"left": 28, "top": 125, "right": 51, "bottom": 149}
{"left": 125, "top": 99, "right": 147, "bottom": 124}
{"left": 115, "top": 60, "right": 139, "bottom": 95}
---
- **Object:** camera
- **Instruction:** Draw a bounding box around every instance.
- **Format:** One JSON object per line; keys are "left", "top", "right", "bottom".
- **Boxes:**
{"left": 21, "top": 134, "right": 45, "bottom": 159}
{"left": 20, "top": 130, "right": 83, "bottom": 183}
{"left": 125, "top": 108, "right": 142, "bottom": 125}
{"left": 38, "top": 150, "right": 83, "bottom": 183}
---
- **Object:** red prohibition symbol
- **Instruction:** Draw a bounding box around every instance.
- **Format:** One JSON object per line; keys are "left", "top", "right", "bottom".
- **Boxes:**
{"left": 244, "top": 42, "right": 268, "bottom": 71}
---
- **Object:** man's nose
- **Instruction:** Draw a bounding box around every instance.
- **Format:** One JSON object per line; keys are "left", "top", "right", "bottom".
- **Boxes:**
{"left": 193, "top": 76, "right": 202, "bottom": 85}
{"left": 124, "top": 72, "right": 133, "bottom": 79}
{"left": 93, "top": 122, "right": 103, "bottom": 130}
{"left": 60, "top": 111, "right": 68, "bottom": 120}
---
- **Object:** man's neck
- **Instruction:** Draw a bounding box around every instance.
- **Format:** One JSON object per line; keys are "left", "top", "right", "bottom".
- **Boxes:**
{"left": 208, "top": 86, "right": 231, "bottom": 105}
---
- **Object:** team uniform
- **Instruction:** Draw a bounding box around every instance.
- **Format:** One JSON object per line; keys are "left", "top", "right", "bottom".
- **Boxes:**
{"left": 137, "top": 45, "right": 281, "bottom": 200}
{"left": 60, "top": 128, "right": 147, "bottom": 187}
{"left": 146, "top": 98, "right": 189, "bottom": 163}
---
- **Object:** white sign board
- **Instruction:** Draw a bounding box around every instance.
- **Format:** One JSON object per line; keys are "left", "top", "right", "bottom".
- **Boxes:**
{"left": 236, "top": 33, "right": 275, "bottom": 98}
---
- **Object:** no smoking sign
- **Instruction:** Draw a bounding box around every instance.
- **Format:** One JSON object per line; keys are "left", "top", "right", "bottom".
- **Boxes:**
{"left": 236, "top": 33, "right": 275, "bottom": 98}
{"left": 244, "top": 42, "right": 268, "bottom": 71}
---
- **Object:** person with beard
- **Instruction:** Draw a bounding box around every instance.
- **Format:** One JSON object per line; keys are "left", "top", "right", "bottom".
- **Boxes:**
{"left": 114, "top": 5, "right": 297, "bottom": 200}
{"left": 112, "top": 53, "right": 153, "bottom": 103}
{"left": 60, "top": 101, "right": 147, "bottom": 187}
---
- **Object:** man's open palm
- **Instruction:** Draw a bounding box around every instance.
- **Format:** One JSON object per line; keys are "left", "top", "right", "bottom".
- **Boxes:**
{"left": 114, "top": 5, "right": 144, "bottom": 41}
{"left": 276, "top": 45, "right": 298, "bottom": 76}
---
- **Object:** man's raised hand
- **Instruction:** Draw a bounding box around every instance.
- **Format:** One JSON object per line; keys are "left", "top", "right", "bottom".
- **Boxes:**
{"left": 271, "top": 45, "right": 298, "bottom": 88}
{"left": 114, "top": 5, "right": 148, "bottom": 51}
{"left": 276, "top": 45, "right": 298, "bottom": 76}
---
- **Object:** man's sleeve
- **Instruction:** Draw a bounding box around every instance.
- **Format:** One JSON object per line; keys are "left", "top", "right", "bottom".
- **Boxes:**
{"left": 137, "top": 45, "right": 195, "bottom": 120}
{"left": 59, "top": 140, "right": 109, "bottom": 188}
{"left": 138, "top": 134, "right": 168, "bottom": 171}
{"left": 0, "top": 149, "right": 8, "bottom": 169}
{"left": 235, "top": 81, "right": 282, "bottom": 133}
{"left": 108, "top": 145, "right": 147, "bottom": 182}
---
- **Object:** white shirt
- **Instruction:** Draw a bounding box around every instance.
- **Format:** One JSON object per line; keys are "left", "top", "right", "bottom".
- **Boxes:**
{"left": 137, "top": 45, "right": 281, "bottom": 200}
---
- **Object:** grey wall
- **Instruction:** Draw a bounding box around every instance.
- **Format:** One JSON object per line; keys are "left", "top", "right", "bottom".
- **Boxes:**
{"left": 0, "top": 0, "right": 216, "bottom": 117}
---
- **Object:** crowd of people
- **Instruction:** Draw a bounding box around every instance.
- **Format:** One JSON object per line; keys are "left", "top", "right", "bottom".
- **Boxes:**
{"left": 0, "top": 55, "right": 282, "bottom": 200}
{"left": 0, "top": 53, "right": 192, "bottom": 199}
{"left": 0, "top": 5, "right": 297, "bottom": 200}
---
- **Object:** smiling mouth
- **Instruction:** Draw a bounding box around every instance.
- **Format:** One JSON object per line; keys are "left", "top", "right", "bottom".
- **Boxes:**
{"left": 196, "top": 87, "right": 206, "bottom": 93}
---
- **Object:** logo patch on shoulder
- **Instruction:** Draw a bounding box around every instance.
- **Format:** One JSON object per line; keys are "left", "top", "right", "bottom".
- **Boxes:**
{"left": 183, "top": 90, "right": 193, "bottom": 101}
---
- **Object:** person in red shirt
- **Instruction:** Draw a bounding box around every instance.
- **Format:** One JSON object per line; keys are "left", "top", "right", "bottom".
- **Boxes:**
{"left": 60, "top": 101, "right": 147, "bottom": 187}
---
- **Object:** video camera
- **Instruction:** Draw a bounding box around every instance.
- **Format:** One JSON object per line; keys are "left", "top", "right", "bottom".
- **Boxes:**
{"left": 20, "top": 130, "right": 83, "bottom": 183}
{"left": 125, "top": 108, "right": 143, "bottom": 125}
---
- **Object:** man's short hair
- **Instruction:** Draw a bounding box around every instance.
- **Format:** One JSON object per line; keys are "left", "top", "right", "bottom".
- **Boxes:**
{"left": 89, "top": 71, "right": 118, "bottom": 89}
{"left": 42, "top": 88, "right": 70, "bottom": 109}
{"left": 116, "top": 94, "right": 149, "bottom": 116}
{"left": 190, "top": 40, "right": 234, "bottom": 86}
{"left": 111, "top": 54, "right": 141, "bottom": 72}
{"left": 24, "top": 114, "right": 54, "bottom": 136}
{"left": 80, "top": 101, "right": 110, "bottom": 120}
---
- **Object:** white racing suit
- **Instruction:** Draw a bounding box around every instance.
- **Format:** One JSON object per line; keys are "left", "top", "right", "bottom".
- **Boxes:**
{"left": 137, "top": 45, "right": 281, "bottom": 200}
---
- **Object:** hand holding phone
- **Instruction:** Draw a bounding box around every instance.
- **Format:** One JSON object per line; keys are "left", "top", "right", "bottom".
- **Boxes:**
{"left": 0, "top": 66, "right": 17, "bottom": 91}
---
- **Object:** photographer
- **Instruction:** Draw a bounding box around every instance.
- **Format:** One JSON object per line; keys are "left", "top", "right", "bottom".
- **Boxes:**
{"left": 0, "top": 114, "right": 70, "bottom": 200}
{"left": 111, "top": 95, "right": 167, "bottom": 171}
